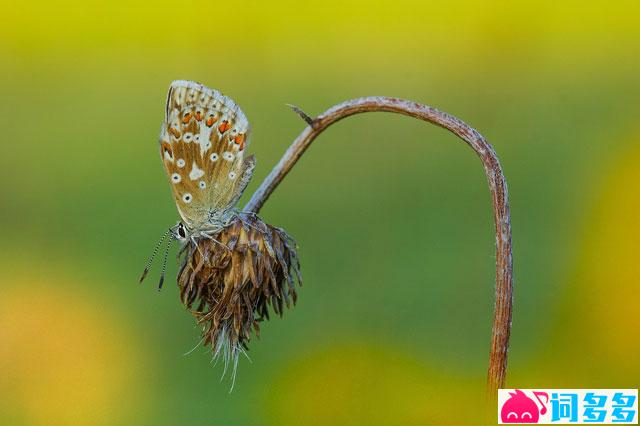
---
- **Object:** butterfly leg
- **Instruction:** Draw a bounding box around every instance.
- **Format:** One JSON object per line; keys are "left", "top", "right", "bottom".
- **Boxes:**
{"left": 236, "top": 213, "right": 268, "bottom": 236}
{"left": 190, "top": 235, "right": 208, "bottom": 261}
{"left": 201, "top": 232, "right": 231, "bottom": 252}
{"left": 238, "top": 211, "right": 258, "bottom": 219}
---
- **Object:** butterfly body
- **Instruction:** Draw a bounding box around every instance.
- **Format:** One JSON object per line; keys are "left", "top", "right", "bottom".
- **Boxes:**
{"left": 159, "top": 80, "right": 255, "bottom": 239}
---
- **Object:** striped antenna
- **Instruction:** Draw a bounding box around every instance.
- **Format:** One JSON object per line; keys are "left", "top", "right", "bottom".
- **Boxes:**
{"left": 158, "top": 235, "right": 175, "bottom": 290}
{"left": 139, "top": 228, "right": 171, "bottom": 283}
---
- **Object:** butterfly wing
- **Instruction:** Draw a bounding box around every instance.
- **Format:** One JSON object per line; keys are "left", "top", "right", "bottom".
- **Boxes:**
{"left": 159, "top": 80, "right": 254, "bottom": 229}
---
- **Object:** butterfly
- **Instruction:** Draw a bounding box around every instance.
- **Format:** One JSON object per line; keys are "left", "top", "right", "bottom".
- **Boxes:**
{"left": 141, "top": 80, "right": 256, "bottom": 288}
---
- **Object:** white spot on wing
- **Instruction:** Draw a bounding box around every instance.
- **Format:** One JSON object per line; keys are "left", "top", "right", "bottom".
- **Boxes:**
{"left": 171, "top": 173, "right": 181, "bottom": 183}
{"left": 199, "top": 181, "right": 206, "bottom": 189}
{"left": 189, "top": 162, "right": 205, "bottom": 181}
{"left": 229, "top": 171, "right": 237, "bottom": 180}
{"left": 223, "top": 151, "right": 234, "bottom": 162}
{"left": 182, "top": 193, "right": 192, "bottom": 203}
{"left": 210, "top": 153, "right": 218, "bottom": 162}
{"left": 198, "top": 131, "right": 211, "bottom": 156}
{"left": 177, "top": 158, "right": 185, "bottom": 168}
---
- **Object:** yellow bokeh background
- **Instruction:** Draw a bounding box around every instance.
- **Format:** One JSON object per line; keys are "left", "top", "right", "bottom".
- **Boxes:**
{"left": 1, "top": 1, "right": 638, "bottom": 424}
{"left": 0, "top": 265, "right": 150, "bottom": 425}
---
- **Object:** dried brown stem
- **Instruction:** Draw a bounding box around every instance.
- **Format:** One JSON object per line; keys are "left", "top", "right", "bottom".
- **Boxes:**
{"left": 243, "top": 96, "right": 513, "bottom": 403}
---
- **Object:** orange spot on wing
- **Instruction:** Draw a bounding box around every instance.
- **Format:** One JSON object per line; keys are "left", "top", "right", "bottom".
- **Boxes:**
{"left": 161, "top": 141, "right": 173, "bottom": 157}
{"left": 218, "top": 120, "right": 230, "bottom": 133}
{"left": 206, "top": 114, "right": 218, "bottom": 127}
{"left": 168, "top": 127, "right": 181, "bottom": 138}
{"left": 182, "top": 112, "right": 193, "bottom": 123}
{"left": 195, "top": 110, "right": 202, "bottom": 121}
{"left": 234, "top": 134, "right": 245, "bottom": 150}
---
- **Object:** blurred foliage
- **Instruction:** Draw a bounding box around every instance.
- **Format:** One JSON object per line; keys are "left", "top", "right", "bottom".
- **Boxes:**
{"left": 532, "top": 140, "right": 640, "bottom": 387}
{"left": 0, "top": 0, "right": 638, "bottom": 424}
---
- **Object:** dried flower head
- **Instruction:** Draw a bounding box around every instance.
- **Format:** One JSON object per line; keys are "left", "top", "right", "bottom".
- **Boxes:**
{"left": 177, "top": 213, "right": 301, "bottom": 380}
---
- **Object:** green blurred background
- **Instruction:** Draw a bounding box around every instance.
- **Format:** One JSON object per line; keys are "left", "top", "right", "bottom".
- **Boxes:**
{"left": 1, "top": 1, "right": 638, "bottom": 424}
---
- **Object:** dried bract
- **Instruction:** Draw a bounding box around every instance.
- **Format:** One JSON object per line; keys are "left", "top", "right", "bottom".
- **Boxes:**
{"left": 177, "top": 213, "right": 301, "bottom": 376}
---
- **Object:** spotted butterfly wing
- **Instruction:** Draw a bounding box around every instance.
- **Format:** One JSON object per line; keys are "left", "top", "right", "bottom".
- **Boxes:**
{"left": 159, "top": 80, "right": 255, "bottom": 229}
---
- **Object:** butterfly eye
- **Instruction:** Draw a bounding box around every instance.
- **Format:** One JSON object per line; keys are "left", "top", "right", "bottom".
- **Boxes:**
{"left": 178, "top": 224, "right": 187, "bottom": 239}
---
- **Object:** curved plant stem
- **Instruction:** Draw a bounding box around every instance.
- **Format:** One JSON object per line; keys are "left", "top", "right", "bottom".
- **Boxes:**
{"left": 244, "top": 96, "right": 513, "bottom": 403}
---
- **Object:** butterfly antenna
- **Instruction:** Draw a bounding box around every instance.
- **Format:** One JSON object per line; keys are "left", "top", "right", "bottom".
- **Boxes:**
{"left": 158, "top": 235, "right": 174, "bottom": 290}
{"left": 139, "top": 228, "right": 171, "bottom": 283}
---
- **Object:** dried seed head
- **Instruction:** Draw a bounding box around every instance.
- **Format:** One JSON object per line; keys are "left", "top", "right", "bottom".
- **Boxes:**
{"left": 177, "top": 213, "right": 301, "bottom": 382}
